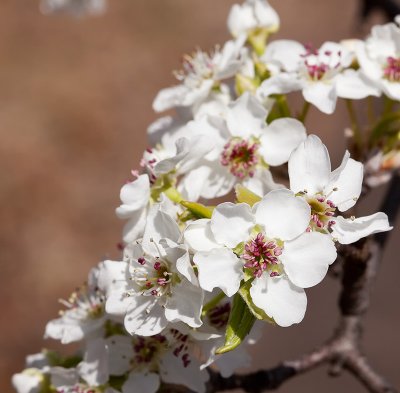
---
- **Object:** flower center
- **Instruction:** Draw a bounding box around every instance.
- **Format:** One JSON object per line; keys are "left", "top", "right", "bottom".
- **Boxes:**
{"left": 132, "top": 256, "right": 174, "bottom": 297}
{"left": 383, "top": 57, "right": 400, "bottom": 82}
{"left": 174, "top": 50, "right": 216, "bottom": 88}
{"left": 301, "top": 45, "right": 342, "bottom": 81}
{"left": 242, "top": 233, "right": 283, "bottom": 278}
{"left": 208, "top": 302, "right": 231, "bottom": 329}
{"left": 132, "top": 335, "right": 168, "bottom": 367}
{"left": 221, "top": 137, "right": 260, "bottom": 179}
{"left": 58, "top": 285, "right": 105, "bottom": 321}
{"left": 305, "top": 194, "right": 336, "bottom": 232}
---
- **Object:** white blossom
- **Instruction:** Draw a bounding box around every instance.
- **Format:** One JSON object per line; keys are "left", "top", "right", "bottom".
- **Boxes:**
{"left": 259, "top": 40, "right": 379, "bottom": 114}
{"left": 184, "top": 189, "right": 337, "bottom": 327}
{"left": 153, "top": 38, "right": 245, "bottom": 112}
{"left": 288, "top": 135, "right": 392, "bottom": 244}
{"left": 227, "top": 0, "right": 280, "bottom": 38}
{"left": 100, "top": 205, "right": 204, "bottom": 336}
{"left": 356, "top": 21, "right": 400, "bottom": 100}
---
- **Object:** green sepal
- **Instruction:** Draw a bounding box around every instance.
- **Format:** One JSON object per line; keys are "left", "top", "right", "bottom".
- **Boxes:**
{"left": 180, "top": 200, "right": 214, "bottom": 219}
{"left": 238, "top": 280, "right": 275, "bottom": 323}
{"left": 44, "top": 349, "right": 82, "bottom": 368}
{"left": 215, "top": 293, "right": 256, "bottom": 354}
{"left": 247, "top": 28, "right": 270, "bottom": 56}
{"left": 235, "top": 74, "right": 259, "bottom": 95}
{"left": 235, "top": 184, "right": 262, "bottom": 207}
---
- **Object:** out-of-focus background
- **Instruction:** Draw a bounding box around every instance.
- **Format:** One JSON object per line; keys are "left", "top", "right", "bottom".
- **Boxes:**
{"left": 0, "top": 1, "right": 399, "bottom": 392}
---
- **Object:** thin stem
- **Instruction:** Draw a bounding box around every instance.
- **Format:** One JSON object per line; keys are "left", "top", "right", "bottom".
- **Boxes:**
{"left": 345, "top": 99, "right": 363, "bottom": 157}
{"left": 298, "top": 101, "right": 311, "bottom": 123}
{"left": 163, "top": 186, "right": 183, "bottom": 204}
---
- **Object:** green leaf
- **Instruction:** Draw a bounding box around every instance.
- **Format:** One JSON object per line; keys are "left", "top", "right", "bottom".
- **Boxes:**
{"left": 370, "top": 112, "right": 400, "bottom": 144}
{"left": 215, "top": 293, "right": 256, "bottom": 354}
{"left": 235, "top": 184, "right": 262, "bottom": 207}
{"left": 180, "top": 200, "right": 214, "bottom": 219}
{"left": 239, "top": 280, "right": 275, "bottom": 323}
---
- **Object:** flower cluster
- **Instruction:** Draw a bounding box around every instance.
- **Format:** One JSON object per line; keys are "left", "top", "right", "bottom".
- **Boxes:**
{"left": 15, "top": 1, "right": 397, "bottom": 392}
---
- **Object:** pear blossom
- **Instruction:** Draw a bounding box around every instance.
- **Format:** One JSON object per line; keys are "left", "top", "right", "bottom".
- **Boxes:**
{"left": 153, "top": 38, "right": 245, "bottom": 112}
{"left": 364, "top": 149, "right": 400, "bottom": 187}
{"left": 288, "top": 135, "right": 392, "bottom": 244}
{"left": 227, "top": 0, "right": 280, "bottom": 38}
{"left": 106, "top": 329, "right": 209, "bottom": 393}
{"left": 117, "top": 134, "right": 212, "bottom": 243}
{"left": 177, "top": 92, "right": 305, "bottom": 198}
{"left": 356, "top": 21, "right": 400, "bottom": 100}
{"left": 259, "top": 40, "right": 379, "bottom": 114}
{"left": 40, "top": 0, "right": 106, "bottom": 16}
{"left": 184, "top": 188, "right": 337, "bottom": 327}
{"left": 100, "top": 205, "right": 204, "bottom": 336}
{"left": 45, "top": 266, "right": 107, "bottom": 344}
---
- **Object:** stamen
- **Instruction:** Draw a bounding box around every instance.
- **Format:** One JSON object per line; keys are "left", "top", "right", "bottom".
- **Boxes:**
{"left": 221, "top": 137, "right": 260, "bottom": 179}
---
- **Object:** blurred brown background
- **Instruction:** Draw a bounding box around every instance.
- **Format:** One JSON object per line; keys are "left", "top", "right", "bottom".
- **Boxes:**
{"left": 0, "top": 1, "right": 399, "bottom": 392}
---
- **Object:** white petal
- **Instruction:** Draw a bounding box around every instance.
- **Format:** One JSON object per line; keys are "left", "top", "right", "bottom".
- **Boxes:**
{"left": 281, "top": 232, "right": 337, "bottom": 288}
{"left": 142, "top": 205, "right": 181, "bottom": 255}
{"left": 198, "top": 162, "right": 236, "bottom": 199}
{"left": 259, "top": 118, "right": 307, "bottom": 166}
{"left": 254, "top": 189, "right": 310, "bottom": 241}
{"left": 78, "top": 338, "right": 108, "bottom": 386}
{"left": 302, "top": 82, "right": 337, "bottom": 114}
{"left": 211, "top": 202, "right": 255, "bottom": 248}
{"left": 97, "top": 260, "right": 129, "bottom": 295}
{"left": 50, "top": 368, "right": 79, "bottom": 388}
{"left": 124, "top": 296, "right": 168, "bottom": 336}
{"left": 45, "top": 318, "right": 85, "bottom": 344}
{"left": 106, "top": 289, "right": 133, "bottom": 317}
{"left": 325, "top": 155, "right": 363, "bottom": 212}
{"left": 331, "top": 213, "right": 392, "bottom": 245}
{"left": 250, "top": 275, "right": 307, "bottom": 327}
{"left": 179, "top": 166, "right": 211, "bottom": 202}
{"left": 335, "top": 69, "right": 380, "bottom": 99}
{"left": 258, "top": 73, "right": 303, "bottom": 97}
{"left": 165, "top": 278, "right": 204, "bottom": 328}
{"left": 116, "top": 175, "right": 150, "bottom": 218}
{"left": 184, "top": 219, "right": 220, "bottom": 253}
{"left": 121, "top": 207, "right": 147, "bottom": 244}
{"left": 123, "top": 372, "right": 160, "bottom": 393}
{"left": 241, "top": 167, "right": 284, "bottom": 196}
{"left": 162, "top": 243, "right": 196, "bottom": 283}
{"left": 106, "top": 335, "right": 133, "bottom": 376}
{"left": 381, "top": 79, "right": 400, "bottom": 101}
{"left": 152, "top": 84, "right": 191, "bottom": 112}
{"left": 226, "top": 92, "right": 267, "bottom": 138}
{"left": 262, "top": 39, "right": 304, "bottom": 72}
{"left": 289, "top": 134, "right": 331, "bottom": 195}
{"left": 12, "top": 372, "right": 43, "bottom": 393}
{"left": 159, "top": 351, "right": 209, "bottom": 393}
{"left": 194, "top": 249, "right": 243, "bottom": 297}
{"left": 154, "top": 137, "right": 192, "bottom": 175}
{"left": 178, "top": 135, "right": 217, "bottom": 174}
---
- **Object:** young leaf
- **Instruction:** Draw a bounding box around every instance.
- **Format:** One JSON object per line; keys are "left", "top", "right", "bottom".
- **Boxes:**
{"left": 239, "top": 280, "right": 275, "bottom": 323}
{"left": 235, "top": 184, "right": 262, "bottom": 207}
{"left": 215, "top": 293, "right": 256, "bottom": 354}
{"left": 180, "top": 200, "right": 214, "bottom": 219}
